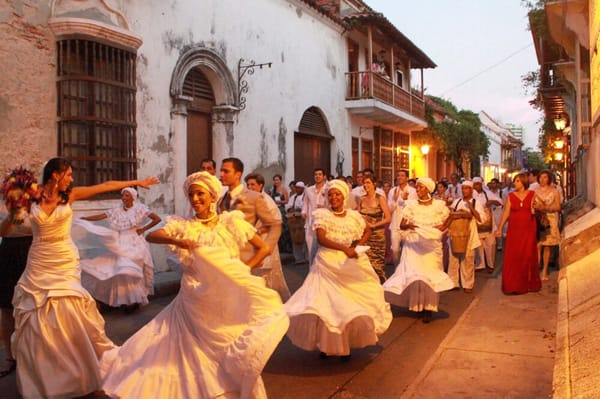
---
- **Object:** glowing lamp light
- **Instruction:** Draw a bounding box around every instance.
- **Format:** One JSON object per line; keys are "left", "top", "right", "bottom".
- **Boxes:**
{"left": 499, "top": 167, "right": 506, "bottom": 174}
{"left": 554, "top": 138, "right": 565, "bottom": 150}
{"left": 554, "top": 152, "right": 564, "bottom": 162}
{"left": 554, "top": 116, "right": 567, "bottom": 131}
{"left": 420, "top": 144, "right": 430, "bottom": 155}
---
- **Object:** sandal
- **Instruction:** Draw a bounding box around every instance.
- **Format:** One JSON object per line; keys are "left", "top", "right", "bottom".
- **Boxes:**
{"left": 0, "top": 358, "right": 16, "bottom": 378}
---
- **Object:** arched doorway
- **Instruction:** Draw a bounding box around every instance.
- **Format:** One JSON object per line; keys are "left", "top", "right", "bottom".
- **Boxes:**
{"left": 294, "top": 107, "right": 332, "bottom": 184}
{"left": 170, "top": 46, "right": 238, "bottom": 214}
{"left": 182, "top": 68, "right": 215, "bottom": 175}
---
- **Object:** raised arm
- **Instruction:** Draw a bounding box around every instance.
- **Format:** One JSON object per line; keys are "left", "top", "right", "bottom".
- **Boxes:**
{"left": 70, "top": 177, "right": 159, "bottom": 203}
{"left": 146, "top": 227, "right": 196, "bottom": 250}
{"left": 80, "top": 213, "right": 108, "bottom": 222}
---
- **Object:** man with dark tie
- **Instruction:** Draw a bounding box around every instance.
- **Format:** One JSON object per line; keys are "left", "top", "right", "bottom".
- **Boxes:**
{"left": 218, "top": 158, "right": 282, "bottom": 280}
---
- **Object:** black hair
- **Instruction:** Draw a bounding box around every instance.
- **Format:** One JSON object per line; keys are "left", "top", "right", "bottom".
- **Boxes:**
{"left": 222, "top": 157, "right": 244, "bottom": 173}
{"left": 42, "top": 157, "right": 72, "bottom": 204}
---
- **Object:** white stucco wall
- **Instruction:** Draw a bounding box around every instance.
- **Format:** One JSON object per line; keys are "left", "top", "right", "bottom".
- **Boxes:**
{"left": 121, "top": 0, "right": 350, "bottom": 213}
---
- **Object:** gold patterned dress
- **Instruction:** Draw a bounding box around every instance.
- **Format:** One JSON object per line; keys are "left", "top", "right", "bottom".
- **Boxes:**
{"left": 360, "top": 193, "right": 387, "bottom": 283}
{"left": 536, "top": 189, "right": 560, "bottom": 246}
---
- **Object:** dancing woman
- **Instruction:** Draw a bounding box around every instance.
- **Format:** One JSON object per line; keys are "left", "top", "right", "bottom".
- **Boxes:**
{"left": 75, "top": 187, "right": 161, "bottom": 309}
{"left": 12, "top": 157, "right": 159, "bottom": 398}
{"left": 285, "top": 179, "right": 392, "bottom": 360}
{"left": 100, "top": 172, "right": 289, "bottom": 398}
{"left": 383, "top": 178, "right": 454, "bottom": 323}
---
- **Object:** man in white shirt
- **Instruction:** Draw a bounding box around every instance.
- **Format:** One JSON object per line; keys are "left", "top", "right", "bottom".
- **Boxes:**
{"left": 302, "top": 168, "right": 328, "bottom": 265}
{"left": 487, "top": 178, "right": 505, "bottom": 251}
{"left": 528, "top": 170, "right": 540, "bottom": 191}
{"left": 286, "top": 181, "right": 307, "bottom": 264}
{"left": 446, "top": 172, "right": 462, "bottom": 201}
{"left": 387, "top": 169, "right": 417, "bottom": 264}
{"left": 472, "top": 177, "right": 496, "bottom": 272}
{"left": 448, "top": 180, "right": 485, "bottom": 293}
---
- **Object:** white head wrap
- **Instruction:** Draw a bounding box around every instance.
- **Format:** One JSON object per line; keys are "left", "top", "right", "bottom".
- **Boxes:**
{"left": 121, "top": 187, "right": 138, "bottom": 200}
{"left": 416, "top": 177, "right": 435, "bottom": 193}
{"left": 462, "top": 180, "right": 474, "bottom": 188}
{"left": 327, "top": 179, "right": 349, "bottom": 200}
{"left": 472, "top": 177, "right": 483, "bottom": 184}
{"left": 183, "top": 171, "right": 222, "bottom": 200}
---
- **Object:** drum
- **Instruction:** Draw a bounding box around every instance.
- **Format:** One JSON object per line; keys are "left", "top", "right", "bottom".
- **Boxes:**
{"left": 448, "top": 213, "right": 470, "bottom": 255}
{"left": 287, "top": 214, "right": 305, "bottom": 245}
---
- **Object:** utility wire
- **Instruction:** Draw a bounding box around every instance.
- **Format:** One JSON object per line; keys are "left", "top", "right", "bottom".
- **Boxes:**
{"left": 440, "top": 43, "right": 534, "bottom": 96}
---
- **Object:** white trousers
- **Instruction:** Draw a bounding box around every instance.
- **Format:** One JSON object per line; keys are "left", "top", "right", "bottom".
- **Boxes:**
{"left": 448, "top": 249, "right": 476, "bottom": 289}
{"left": 475, "top": 232, "right": 496, "bottom": 269}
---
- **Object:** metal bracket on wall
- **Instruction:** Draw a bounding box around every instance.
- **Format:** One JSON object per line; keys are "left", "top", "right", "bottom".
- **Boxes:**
{"left": 237, "top": 58, "right": 272, "bottom": 111}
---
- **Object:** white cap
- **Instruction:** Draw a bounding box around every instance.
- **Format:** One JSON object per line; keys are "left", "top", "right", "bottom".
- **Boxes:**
{"left": 295, "top": 181, "right": 305, "bottom": 188}
{"left": 472, "top": 177, "right": 483, "bottom": 184}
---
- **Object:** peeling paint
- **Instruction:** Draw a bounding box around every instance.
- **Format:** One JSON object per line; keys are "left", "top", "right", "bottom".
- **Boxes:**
{"left": 278, "top": 117, "right": 287, "bottom": 172}
{"left": 150, "top": 134, "right": 170, "bottom": 153}
{"left": 260, "top": 123, "right": 268, "bottom": 166}
{"left": 162, "top": 30, "right": 187, "bottom": 52}
{"left": 226, "top": 123, "right": 234, "bottom": 156}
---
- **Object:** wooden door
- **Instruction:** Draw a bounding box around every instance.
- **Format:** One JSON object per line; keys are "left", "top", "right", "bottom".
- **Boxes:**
{"left": 187, "top": 110, "right": 212, "bottom": 175}
{"left": 294, "top": 134, "right": 330, "bottom": 184}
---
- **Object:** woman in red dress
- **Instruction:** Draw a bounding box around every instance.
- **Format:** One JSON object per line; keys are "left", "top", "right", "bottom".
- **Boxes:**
{"left": 495, "top": 173, "right": 541, "bottom": 294}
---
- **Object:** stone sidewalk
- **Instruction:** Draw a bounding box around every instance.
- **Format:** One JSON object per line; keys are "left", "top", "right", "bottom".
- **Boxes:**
{"left": 401, "top": 271, "right": 558, "bottom": 398}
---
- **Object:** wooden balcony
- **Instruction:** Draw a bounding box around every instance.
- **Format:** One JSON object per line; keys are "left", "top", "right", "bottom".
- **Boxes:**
{"left": 345, "top": 71, "right": 426, "bottom": 128}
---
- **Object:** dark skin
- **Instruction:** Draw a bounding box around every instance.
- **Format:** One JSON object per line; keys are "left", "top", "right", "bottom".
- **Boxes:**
{"left": 316, "top": 188, "right": 370, "bottom": 259}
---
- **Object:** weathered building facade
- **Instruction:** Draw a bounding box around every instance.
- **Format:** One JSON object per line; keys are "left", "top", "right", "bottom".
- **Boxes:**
{"left": 1, "top": 0, "right": 435, "bottom": 214}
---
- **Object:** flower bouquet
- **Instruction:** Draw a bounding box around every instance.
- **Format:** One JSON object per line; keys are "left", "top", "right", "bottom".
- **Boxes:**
{"left": 1, "top": 166, "right": 42, "bottom": 224}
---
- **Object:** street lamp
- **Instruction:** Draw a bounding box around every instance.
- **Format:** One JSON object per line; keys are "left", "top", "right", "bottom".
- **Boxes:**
{"left": 554, "top": 137, "right": 565, "bottom": 150}
{"left": 553, "top": 115, "right": 567, "bottom": 131}
{"left": 420, "top": 144, "right": 430, "bottom": 155}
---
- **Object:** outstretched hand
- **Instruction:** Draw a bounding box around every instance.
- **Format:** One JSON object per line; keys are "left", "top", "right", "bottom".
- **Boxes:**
{"left": 177, "top": 239, "right": 198, "bottom": 250}
{"left": 138, "top": 176, "right": 160, "bottom": 189}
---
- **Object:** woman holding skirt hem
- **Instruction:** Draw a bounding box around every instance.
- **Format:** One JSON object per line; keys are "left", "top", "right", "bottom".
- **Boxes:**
{"left": 285, "top": 179, "right": 392, "bottom": 359}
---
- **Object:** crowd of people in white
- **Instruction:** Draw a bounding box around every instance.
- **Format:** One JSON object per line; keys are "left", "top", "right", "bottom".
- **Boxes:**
{"left": 0, "top": 157, "right": 562, "bottom": 398}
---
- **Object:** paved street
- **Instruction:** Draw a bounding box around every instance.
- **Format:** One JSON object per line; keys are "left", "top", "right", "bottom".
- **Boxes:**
{"left": 0, "top": 251, "right": 557, "bottom": 398}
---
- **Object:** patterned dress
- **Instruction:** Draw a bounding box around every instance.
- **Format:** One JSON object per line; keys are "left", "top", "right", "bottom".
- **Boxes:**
{"left": 535, "top": 189, "right": 560, "bottom": 246}
{"left": 360, "top": 193, "right": 387, "bottom": 282}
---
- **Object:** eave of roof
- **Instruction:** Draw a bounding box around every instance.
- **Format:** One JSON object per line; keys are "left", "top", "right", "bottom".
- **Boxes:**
{"left": 343, "top": 12, "right": 436, "bottom": 69}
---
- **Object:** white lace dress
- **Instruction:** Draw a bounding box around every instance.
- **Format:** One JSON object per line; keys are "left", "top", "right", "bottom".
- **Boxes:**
{"left": 285, "top": 208, "right": 392, "bottom": 356}
{"left": 383, "top": 200, "right": 455, "bottom": 312}
{"left": 74, "top": 203, "right": 155, "bottom": 306}
{"left": 12, "top": 203, "right": 116, "bottom": 399}
{"left": 100, "top": 211, "right": 289, "bottom": 399}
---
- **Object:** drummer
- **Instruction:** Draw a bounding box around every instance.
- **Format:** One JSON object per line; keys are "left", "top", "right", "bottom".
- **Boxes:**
{"left": 447, "top": 180, "right": 486, "bottom": 293}
{"left": 286, "top": 181, "right": 307, "bottom": 264}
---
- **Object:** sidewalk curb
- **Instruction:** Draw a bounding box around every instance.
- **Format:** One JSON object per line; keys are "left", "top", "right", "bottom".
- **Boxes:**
{"left": 400, "top": 292, "right": 482, "bottom": 399}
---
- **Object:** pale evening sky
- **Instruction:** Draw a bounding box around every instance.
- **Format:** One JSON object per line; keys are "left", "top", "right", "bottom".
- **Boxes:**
{"left": 365, "top": 0, "right": 542, "bottom": 149}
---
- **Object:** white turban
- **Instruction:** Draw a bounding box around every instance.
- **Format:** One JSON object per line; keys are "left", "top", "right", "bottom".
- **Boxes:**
{"left": 462, "top": 180, "right": 474, "bottom": 188}
{"left": 183, "top": 171, "right": 222, "bottom": 200}
{"left": 416, "top": 177, "right": 435, "bottom": 193}
{"left": 121, "top": 187, "right": 138, "bottom": 200}
{"left": 327, "top": 179, "right": 349, "bottom": 200}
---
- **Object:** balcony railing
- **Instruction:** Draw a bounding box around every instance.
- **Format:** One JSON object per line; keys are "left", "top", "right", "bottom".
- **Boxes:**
{"left": 345, "top": 71, "right": 425, "bottom": 120}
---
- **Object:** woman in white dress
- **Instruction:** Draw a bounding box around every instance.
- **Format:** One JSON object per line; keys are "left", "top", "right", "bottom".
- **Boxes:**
{"left": 12, "top": 157, "right": 159, "bottom": 398}
{"left": 100, "top": 171, "right": 290, "bottom": 399}
{"left": 383, "top": 178, "right": 455, "bottom": 323}
{"left": 285, "top": 179, "right": 392, "bottom": 360}
{"left": 75, "top": 187, "right": 161, "bottom": 309}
